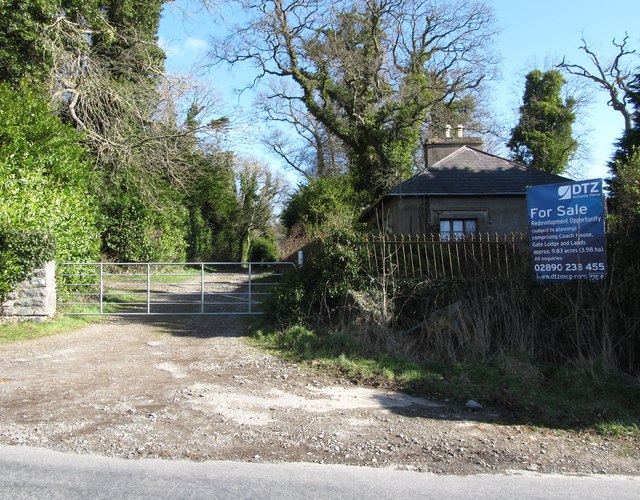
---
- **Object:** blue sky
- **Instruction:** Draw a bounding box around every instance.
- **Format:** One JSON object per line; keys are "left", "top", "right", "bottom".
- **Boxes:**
{"left": 158, "top": 0, "right": 640, "bottom": 181}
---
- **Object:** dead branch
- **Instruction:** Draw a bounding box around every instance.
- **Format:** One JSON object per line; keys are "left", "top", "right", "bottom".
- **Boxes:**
{"left": 557, "top": 34, "right": 637, "bottom": 131}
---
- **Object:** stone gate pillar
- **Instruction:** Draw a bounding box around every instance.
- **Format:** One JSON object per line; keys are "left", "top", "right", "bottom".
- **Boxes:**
{"left": 0, "top": 261, "right": 56, "bottom": 323}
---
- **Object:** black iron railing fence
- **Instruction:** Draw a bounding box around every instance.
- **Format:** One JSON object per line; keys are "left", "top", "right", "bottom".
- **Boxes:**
{"left": 363, "top": 233, "right": 528, "bottom": 280}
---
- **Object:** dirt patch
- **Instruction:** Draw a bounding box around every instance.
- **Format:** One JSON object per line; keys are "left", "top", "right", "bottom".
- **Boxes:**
{"left": 0, "top": 315, "right": 638, "bottom": 475}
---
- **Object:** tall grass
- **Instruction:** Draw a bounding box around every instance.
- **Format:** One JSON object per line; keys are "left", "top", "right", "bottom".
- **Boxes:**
{"left": 339, "top": 275, "right": 639, "bottom": 376}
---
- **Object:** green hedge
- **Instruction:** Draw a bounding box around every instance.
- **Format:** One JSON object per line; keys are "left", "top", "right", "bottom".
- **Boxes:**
{"left": 0, "top": 82, "right": 100, "bottom": 267}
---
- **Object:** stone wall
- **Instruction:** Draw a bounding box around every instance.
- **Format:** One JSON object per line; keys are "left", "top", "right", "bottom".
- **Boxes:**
{"left": 0, "top": 261, "right": 56, "bottom": 323}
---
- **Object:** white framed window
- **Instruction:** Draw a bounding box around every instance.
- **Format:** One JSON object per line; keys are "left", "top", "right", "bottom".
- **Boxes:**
{"left": 439, "top": 219, "right": 477, "bottom": 241}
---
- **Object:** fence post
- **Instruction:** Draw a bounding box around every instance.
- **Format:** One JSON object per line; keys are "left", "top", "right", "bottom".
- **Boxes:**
{"left": 200, "top": 263, "right": 205, "bottom": 314}
{"left": 99, "top": 263, "right": 104, "bottom": 315}
{"left": 248, "top": 262, "right": 252, "bottom": 314}
{"left": 146, "top": 263, "right": 151, "bottom": 314}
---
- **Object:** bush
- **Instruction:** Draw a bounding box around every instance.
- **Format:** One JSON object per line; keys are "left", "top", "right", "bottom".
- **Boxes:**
{"left": 281, "top": 175, "right": 361, "bottom": 235}
{"left": 270, "top": 243, "right": 640, "bottom": 375}
{"left": 249, "top": 235, "right": 279, "bottom": 262}
{"left": 101, "top": 191, "right": 188, "bottom": 262}
{"left": 266, "top": 226, "right": 369, "bottom": 327}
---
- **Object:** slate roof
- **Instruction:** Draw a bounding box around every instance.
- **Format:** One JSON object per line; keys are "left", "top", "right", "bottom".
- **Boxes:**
{"left": 386, "top": 146, "right": 570, "bottom": 196}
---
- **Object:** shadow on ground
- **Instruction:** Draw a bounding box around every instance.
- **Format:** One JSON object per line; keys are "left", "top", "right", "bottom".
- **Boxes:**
{"left": 115, "top": 313, "right": 255, "bottom": 338}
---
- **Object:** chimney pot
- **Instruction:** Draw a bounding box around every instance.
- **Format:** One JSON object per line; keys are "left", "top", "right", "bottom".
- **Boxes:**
{"left": 424, "top": 127, "right": 483, "bottom": 167}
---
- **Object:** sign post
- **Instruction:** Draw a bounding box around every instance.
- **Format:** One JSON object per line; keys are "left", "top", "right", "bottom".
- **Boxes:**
{"left": 527, "top": 179, "right": 607, "bottom": 282}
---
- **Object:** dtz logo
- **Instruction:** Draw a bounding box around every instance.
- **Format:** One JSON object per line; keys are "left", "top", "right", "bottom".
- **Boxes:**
{"left": 557, "top": 181, "right": 600, "bottom": 200}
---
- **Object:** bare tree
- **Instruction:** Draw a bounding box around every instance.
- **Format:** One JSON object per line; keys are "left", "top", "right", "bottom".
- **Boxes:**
{"left": 557, "top": 34, "right": 638, "bottom": 132}
{"left": 209, "top": 0, "right": 499, "bottom": 197}
{"left": 43, "top": 12, "right": 229, "bottom": 201}
{"left": 256, "top": 81, "right": 348, "bottom": 180}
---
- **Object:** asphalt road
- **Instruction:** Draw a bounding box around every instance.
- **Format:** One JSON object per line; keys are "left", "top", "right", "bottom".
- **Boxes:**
{"left": 1, "top": 445, "right": 638, "bottom": 500}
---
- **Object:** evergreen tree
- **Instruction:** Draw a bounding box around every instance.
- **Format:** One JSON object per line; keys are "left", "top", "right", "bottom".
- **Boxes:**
{"left": 608, "top": 73, "right": 640, "bottom": 236}
{"left": 508, "top": 70, "right": 578, "bottom": 174}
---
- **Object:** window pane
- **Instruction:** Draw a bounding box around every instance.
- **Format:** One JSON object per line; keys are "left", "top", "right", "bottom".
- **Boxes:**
{"left": 440, "top": 218, "right": 477, "bottom": 240}
{"left": 440, "top": 221, "right": 451, "bottom": 241}
{"left": 450, "top": 220, "right": 462, "bottom": 240}
{"left": 464, "top": 220, "right": 477, "bottom": 235}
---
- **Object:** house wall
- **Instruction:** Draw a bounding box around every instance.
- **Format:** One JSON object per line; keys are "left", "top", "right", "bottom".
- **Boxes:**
{"left": 428, "top": 195, "right": 528, "bottom": 234}
{"left": 370, "top": 197, "right": 427, "bottom": 234}
{"left": 374, "top": 195, "right": 528, "bottom": 235}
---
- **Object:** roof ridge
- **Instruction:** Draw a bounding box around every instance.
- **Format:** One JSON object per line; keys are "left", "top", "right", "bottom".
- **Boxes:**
{"left": 430, "top": 145, "right": 469, "bottom": 167}
{"left": 435, "top": 145, "right": 522, "bottom": 169}
{"left": 432, "top": 146, "right": 571, "bottom": 181}
{"left": 465, "top": 146, "right": 571, "bottom": 180}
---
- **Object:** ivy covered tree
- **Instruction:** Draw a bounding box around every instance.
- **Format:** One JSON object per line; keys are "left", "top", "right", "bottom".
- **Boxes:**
{"left": 0, "top": 0, "right": 239, "bottom": 263}
{"left": 508, "top": 69, "right": 578, "bottom": 175}
{"left": 0, "top": 0, "right": 53, "bottom": 83}
{"left": 213, "top": 0, "right": 499, "bottom": 199}
{"left": 187, "top": 152, "right": 240, "bottom": 261}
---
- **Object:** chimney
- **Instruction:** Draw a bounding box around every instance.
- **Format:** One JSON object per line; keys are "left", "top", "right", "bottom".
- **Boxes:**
{"left": 424, "top": 125, "right": 483, "bottom": 167}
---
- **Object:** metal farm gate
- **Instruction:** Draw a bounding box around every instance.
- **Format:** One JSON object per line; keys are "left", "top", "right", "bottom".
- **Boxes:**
{"left": 56, "top": 262, "right": 295, "bottom": 316}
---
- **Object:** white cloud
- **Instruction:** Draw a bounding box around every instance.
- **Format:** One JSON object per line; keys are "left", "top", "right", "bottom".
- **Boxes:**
{"left": 185, "top": 37, "right": 208, "bottom": 52}
{"left": 158, "top": 36, "right": 184, "bottom": 59}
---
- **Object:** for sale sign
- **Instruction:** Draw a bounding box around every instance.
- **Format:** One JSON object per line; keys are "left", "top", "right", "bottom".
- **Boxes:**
{"left": 527, "top": 179, "right": 607, "bottom": 282}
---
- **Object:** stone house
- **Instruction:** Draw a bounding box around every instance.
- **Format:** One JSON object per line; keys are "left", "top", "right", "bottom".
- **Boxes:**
{"left": 360, "top": 128, "right": 570, "bottom": 239}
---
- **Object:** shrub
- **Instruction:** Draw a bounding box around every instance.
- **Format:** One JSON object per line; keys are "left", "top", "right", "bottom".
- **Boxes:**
{"left": 100, "top": 191, "right": 188, "bottom": 262}
{"left": 250, "top": 235, "right": 279, "bottom": 262}
{"left": 270, "top": 241, "right": 640, "bottom": 375}
{"left": 281, "top": 175, "right": 361, "bottom": 235}
{"left": 266, "top": 226, "right": 369, "bottom": 327}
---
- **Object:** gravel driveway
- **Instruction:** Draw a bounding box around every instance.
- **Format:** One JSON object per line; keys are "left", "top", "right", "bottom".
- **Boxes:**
{"left": 0, "top": 315, "right": 638, "bottom": 475}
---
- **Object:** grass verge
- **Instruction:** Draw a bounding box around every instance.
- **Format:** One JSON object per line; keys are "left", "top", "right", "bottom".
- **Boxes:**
{"left": 250, "top": 325, "right": 640, "bottom": 438}
{"left": 0, "top": 313, "right": 104, "bottom": 344}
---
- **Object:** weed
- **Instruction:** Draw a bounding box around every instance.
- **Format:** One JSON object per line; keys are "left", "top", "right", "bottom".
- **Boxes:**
{"left": 595, "top": 422, "right": 640, "bottom": 439}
